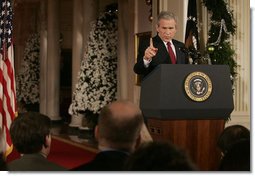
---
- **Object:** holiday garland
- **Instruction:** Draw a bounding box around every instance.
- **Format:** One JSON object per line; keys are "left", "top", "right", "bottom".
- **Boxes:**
{"left": 16, "top": 33, "right": 40, "bottom": 104}
{"left": 68, "top": 10, "right": 118, "bottom": 119}
{"left": 203, "top": 0, "right": 237, "bottom": 83}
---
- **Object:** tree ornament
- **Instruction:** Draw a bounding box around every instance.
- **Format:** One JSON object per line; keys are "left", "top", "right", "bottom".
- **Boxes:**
{"left": 207, "top": 45, "right": 215, "bottom": 53}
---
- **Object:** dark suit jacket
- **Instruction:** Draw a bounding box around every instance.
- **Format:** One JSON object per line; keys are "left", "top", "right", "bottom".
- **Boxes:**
{"left": 134, "top": 35, "right": 188, "bottom": 79}
{"left": 7, "top": 153, "right": 66, "bottom": 171}
{"left": 71, "top": 150, "right": 129, "bottom": 171}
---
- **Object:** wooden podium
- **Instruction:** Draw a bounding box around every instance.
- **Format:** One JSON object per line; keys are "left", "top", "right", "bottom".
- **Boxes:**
{"left": 140, "top": 65, "right": 234, "bottom": 171}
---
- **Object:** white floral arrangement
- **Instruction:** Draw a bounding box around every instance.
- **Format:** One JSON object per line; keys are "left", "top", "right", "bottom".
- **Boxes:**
{"left": 16, "top": 33, "right": 40, "bottom": 104}
{"left": 68, "top": 9, "right": 118, "bottom": 117}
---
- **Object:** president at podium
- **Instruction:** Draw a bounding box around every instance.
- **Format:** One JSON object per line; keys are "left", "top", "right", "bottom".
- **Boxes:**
{"left": 133, "top": 11, "right": 189, "bottom": 79}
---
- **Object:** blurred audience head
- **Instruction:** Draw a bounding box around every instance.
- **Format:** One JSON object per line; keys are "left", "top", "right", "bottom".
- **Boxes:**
{"left": 217, "top": 125, "right": 250, "bottom": 155}
{"left": 124, "top": 141, "right": 198, "bottom": 171}
{"left": 96, "top": 100, "right": 144, "bottom": 152}
{"left": 10, "top": 112, "right": 52, "bottom": 157}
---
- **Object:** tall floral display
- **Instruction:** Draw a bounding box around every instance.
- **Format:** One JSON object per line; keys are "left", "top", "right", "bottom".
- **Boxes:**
{"left": 68, "top": 9, "right": 118, "bottom": 125}
{"left": 16, "top": 33, "right": 40, "bottom": 106}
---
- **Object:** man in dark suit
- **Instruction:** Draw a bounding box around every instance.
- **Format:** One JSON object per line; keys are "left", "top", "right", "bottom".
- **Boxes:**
{"left": 72, "top": 100, "right": 144, "bottom": 171}
{"left": 134, "top": 11, "right": 189, "bottom": 79}
{"left": 7, "top": 112, "right": 65, "bottom": 171}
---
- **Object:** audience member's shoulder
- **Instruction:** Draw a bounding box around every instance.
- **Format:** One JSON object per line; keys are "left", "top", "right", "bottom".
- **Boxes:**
{"left": 218, "top": 139, "right": 250, "bottom": 171}
{"left": 7, "top": 156, "right": 66, "bottom": 171}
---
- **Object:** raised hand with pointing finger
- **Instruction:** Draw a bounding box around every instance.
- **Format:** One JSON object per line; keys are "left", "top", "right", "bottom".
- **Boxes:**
{"left": 143, "top": 38, "right": 158, "bottom": 61}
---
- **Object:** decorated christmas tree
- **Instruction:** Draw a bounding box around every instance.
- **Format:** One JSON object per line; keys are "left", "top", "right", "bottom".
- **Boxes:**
{"left": 203, "top": 0, "right": 237, "bottom": 84}
{"left": 68, "top": 5, "right": 118, "bottom": 126}
{"left": 185, "top": 0, "right": 237, "bottom": 84}
{"left": 16, "top": 33, "right": 40, "bottom": 105}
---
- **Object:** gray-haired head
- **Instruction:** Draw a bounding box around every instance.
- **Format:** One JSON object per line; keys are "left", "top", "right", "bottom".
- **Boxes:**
{"left": 157, "top": 11, "right": 177, "bottom": 26}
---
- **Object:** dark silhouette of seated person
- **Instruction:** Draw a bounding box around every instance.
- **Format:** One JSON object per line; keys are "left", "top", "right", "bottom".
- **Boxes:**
{"left": 0, "top": 152, "right": 7, "bottom": 171}
{"left": 217, "top": 125, "right": 250, "bottom": 157}
{"left": 0, "top": 129, "right": 7, "bottom": 171}
{"left": 218, "top": 139, "right": 250, "bottom": 171}
{"left": 7, "top": 112, "right": 65, "bottom": 171}
{"left": 124, "top": 141, "right": 198, "bottom": 171}
{"left": 72, "top": 100, "right": 144, "bottom": 171}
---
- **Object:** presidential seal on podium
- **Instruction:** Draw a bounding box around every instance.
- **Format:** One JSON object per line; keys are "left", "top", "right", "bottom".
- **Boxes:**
{"left": 184, "top": 71, "right": 213, "bottom": 102}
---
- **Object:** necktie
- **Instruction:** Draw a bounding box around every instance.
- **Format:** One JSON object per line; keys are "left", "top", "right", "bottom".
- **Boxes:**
{"left": 167, "top": 42, "right": 176, "bottom": 64}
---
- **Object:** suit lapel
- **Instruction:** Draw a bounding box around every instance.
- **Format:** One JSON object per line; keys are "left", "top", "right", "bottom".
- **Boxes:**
{"left": 172, "top": 40, "right": 181, "bottom": 64}
{"left": 153, "top": 35, "right": 170, "bottom": 63}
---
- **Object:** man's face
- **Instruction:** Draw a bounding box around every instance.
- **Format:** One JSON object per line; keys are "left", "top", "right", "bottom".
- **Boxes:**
{"left": 156, "top": 18, "right": 177, "bottom": 42}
